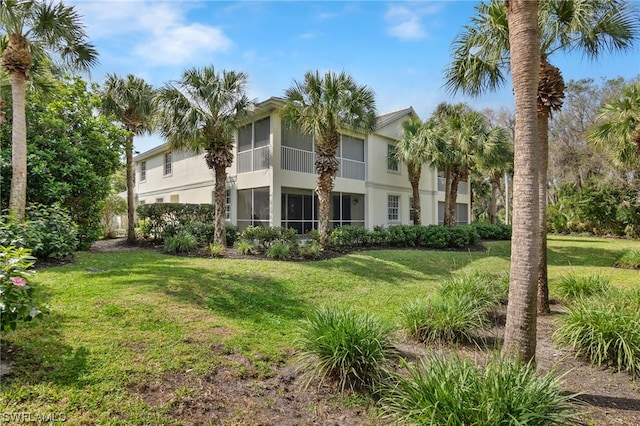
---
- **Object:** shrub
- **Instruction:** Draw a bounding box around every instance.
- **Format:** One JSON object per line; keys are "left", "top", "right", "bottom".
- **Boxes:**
{"left": 0, "top": 204, "right": 79, "bottom": 258}
{"left": 381, "top": 355, "right": 577, "bottom": 425}
{"left": 207, "top": 243, "right": 224, "bottom": 258}
{"left": 418, "top": 225, "right": 448, "bottom": 249}
{"left": 556, "top": 274, "right": 610, "bottom": 302}
{"left": 615, "top": 249, "right": 640, "bottom": 269}
{"left": 235, "top": 240, "right": 255, "bottom": 255}
{"left": 300, "top": 241, "right": 322, "bottom": 260}
{"left": 471, "top": 221, "right": 512, "bottom": 240}
{"left": 225, "top": 224, "right": 239, "bottom": 247}
{"left": 447, "top": 225, "right": 479, "bottom": 248}
{"left": 400, "top": 295, "right": 489, "bottom": 344}
{"left": 329, "top": 226, "right": 369, "bottom": 250}
{"left": 164, "top": 232, "right": 198, "bottom": 253}
{"left": 296, "top": 306, "right": 396, "bottom": 393}
{"left": 0, "top": 246, "right": 48, "bottom": 331}
{"left": 265, "top": 241, "right": 292, "bottom": 261}
{"left": 240, "top": 226, "right": 299, "bottom": 252}
{"left": 554, "top": 293, "right": 640, "bottom": 378}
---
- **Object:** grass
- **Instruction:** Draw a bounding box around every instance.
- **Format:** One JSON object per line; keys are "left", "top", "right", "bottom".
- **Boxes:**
{"left": 615, "top": 249, "right": 640, "bottom": 268}
{"left": 1, "top": 235, "right": 640, "bottom": 424}
{"left": 555, "top": 274, "right": 611, "bottom": 302}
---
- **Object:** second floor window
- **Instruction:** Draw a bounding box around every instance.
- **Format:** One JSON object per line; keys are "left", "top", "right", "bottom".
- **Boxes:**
{"left": 164, "top": 152, "right": 172, "bottom": 176}
{"left": 140, "top": 161, "right": 146, "bottom": 181}
{"left": 387, "top": 143, "right": 399, "bottom": 172}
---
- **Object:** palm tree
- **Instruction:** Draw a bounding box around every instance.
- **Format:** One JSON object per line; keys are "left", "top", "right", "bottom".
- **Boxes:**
{"left": 445, "top": 0, "right": 639, "bottom": 314}
{"left": 1, "top": 0, "right": 98, "bottom": 220}
{"left": 502, "top": 0, "right": 541, "bottom": 363}
{"left": 393, "top": 117, "right": 441, "bottom": 225}
{"left": 157, "top": 66, "right": 253, "bottom": 247}
{"left": 475, "top": 125, "right": 513, "bottom": 224}
{"left": 431, "top": 103, "right": 489, "bottom": 226}
{"left": 588, "top": 82, "right": 640, "bottom": 169}
{"left": 281, "top": 70, "right": 377, "bottom": 243}
{"left": 100, "top": 74, "right": 157, "bottom": 242}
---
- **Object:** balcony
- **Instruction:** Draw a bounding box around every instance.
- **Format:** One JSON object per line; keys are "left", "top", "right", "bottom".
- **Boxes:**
{"left": 281, "top": 146, "right": 365, "bottom": 180}
{"left": 238, "top": 146, "right": 270, "bottom": 173}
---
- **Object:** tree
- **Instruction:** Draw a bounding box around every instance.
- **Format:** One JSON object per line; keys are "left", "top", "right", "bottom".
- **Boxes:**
{"left": 445, "top": 0, "right": 639, "bottom": 314}
{"left": 1, "top": 0, "right": 98, "bottom": 221}
{"left": 281, "top": 70, "right": 376, "bottom": 243}
{"left": 502, "top": 0, "right": 540, "bottom": 363}
{"left": 393, "top": 117, "right": 441, "bottom": 225}
{"left": 100, "top": 74, "right": 157, "bottom": 242}
{"left": 157, "top": 66, "right": 253, "bottom": 247}
{"left": 431, "top": 103, "right": 490, "bottom": 226}
{"left": 588, "top": 81, "right": 640, "bottom": 170}
{"left": 0, "top": 76, "right": 126, "bottom": 247}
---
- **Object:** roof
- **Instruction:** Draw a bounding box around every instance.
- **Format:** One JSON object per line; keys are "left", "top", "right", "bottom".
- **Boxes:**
{"left": 375, "top": 106, "right": 417, "bottom": 129}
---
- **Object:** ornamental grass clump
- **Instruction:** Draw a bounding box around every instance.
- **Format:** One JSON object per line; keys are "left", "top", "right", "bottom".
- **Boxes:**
{"left": 296, "top": 306, "right": 396, "bottom": 394}
{"left": 439, "top": 271, "right": 509, "bottom": 310}
{"left": 400, "top": 294, "right": 489, "bottom": 344}
{"left": 380, "top": 355, "right": 578, "bottom": 425}
{"left": 265, "top": 241, "right": 292, "bottom": 260}
{"left": 614, "top": 249, "right": 640, "bottom": 269}
{"left": 164, "top": 231, "right": 198, "bottom": 253}
{"left": 554, "top": 292, "right": 640, "bottom": 378}
{"left": 555, "top": 274, "right": 610, "bottom": 302}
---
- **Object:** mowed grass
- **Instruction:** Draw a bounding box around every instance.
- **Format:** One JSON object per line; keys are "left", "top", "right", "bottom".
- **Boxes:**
{"left": 1, "top": 235, "right": 639, "bottom": 424}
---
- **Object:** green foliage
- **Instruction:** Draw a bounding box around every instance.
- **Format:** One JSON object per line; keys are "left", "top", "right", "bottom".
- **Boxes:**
{"left": 100, "top": 194, "right": 127, "bottom": 238}
{"left": 207, "top": 243, "right": 224, "bottom": 258}
{"left": 235, "top": 240, "right": 254, "bottom": 255}
{"left": 239, "top": 226, "right": 299, "bottom": 253}
{"left": 439, "top": 271, "right": 509, "bottom": 308}
{"left": 556, "top": 274, "right": 610, "bottom": 301}
{"left": 0, "top": 77, "right": 126, "bottom": 248}
{"left": 471, "top": 221, "right": 512, "bottom": 240}
{"left": 296, "top": 306, "right": 396, "bottom": 393}
{"left": 548, "top": 182, "right": 640, "bottom": 237}
{"left": 225, "top": 224, "right": 239, "bottom": 247}
{"left": 400, "top": 295, "right": 489, "bottom": 344}
{"left": 300, "top": 241, "right": 322, "bottom": 260}
{"left": 0, "top": 246, "right": 47, "bottom": 331}
{"left": 0, "top": 204, "right": 78, "bottom": 258}
{"left": 554, "top": 291, "right": 640, "bottom": 378}
{"left": 265, "top": 241, "right": 292, "bottom": 261}
{"left": 164, "top": 232, "right": 198, "bottom": 253}
{"left": 329, "top": 226, "right": 370, "bottom": 249}
{"left": 136, "top": 203, "right": 215, "bottom": 239}
{"left": 381, "top": 355, "right": 577, "bottom": 425}
{"left": 615, "top": 249, "right": 640, "bottom": 269}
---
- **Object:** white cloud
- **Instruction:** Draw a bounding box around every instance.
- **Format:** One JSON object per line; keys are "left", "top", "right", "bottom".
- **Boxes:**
{"left": 384, "top": 3, "right": 443, "bottom": 41}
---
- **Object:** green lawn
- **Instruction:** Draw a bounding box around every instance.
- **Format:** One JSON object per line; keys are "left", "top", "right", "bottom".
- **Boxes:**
{"left": 1, "top": 235, "right": 638, "bottom": 424}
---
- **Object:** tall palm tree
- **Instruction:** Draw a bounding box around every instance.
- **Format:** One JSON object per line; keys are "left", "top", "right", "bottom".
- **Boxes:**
{"left": 1, "top": 0, "right": 98, "bottom": 220}
{"left": 393, "top": 117, "right": 441, "bottom": 225}
{"left": 502, "top": 0, "right": 541, "bottom": 363}
{"left": 475, "top": 125, "right": 513, "bottom": 224}
{"left": 100, "top": 74, "right": 157, "bottom": 242}
{"left": 281, "top": 70, "right": 376, "bottom": 243}
{"left": 445, "top": 0, "right": 639, "bottom": 314}
{"left": 157, "top": 66, "right": 253, "bottom": 247}
{"left": 588, "top": 82, "right": 640, "bottom": 169}
{"left": 431, "top": 103, "right": 489, "bottom": 226}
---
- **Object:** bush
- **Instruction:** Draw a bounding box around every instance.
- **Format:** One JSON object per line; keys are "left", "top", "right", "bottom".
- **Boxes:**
{"left": 164, "top": 232, "right": 198, "bottom": 253}
{"left": 235, "top": 240, "right": 255, "bottom": 255}
{"left": 556, "top": 274, "right": 610, "bottom": 302}
{"left": 296, "top": 306, "right": 396, "bottom": 393}
{"left": 447, "top": 225, "right": 479, "bottom": 248}
{"left": 328, "top": 226, "right": 369, "bottom": 250}
{"left": 300, "top": 241, "right": 322, "bottom": 260}
{"left": 615, "top": 249, "right": 640, "bottom": 269}
{"left": 0, "top": 204, "right": 79, "bottom": 258}
{"left": 136, "top": 203, "right": 215, "bottom": 240}
{"left": 225, "top": 224, "right": 239, "bottom": 247}
{"left": 471, "top": 221, "right": 512, "bottom": 240}
{"left": 207, "top": 242, "right": 224, "bottom": 258}
{"left": 381, "top": 355, "right": 577, "bottom": 425}
{"left": 554, "top": 293, "right": 640, "bottom": 378}
{"left": 400, "top": 295, "right": 489, "bottom": 344}
{"left": 240, "top": 226, "right": 299, "bottom": 252}
{"left": 0, "top": 246, "right": 48, "bottom": 331}
{"left": 265, "top": 241, "right": 292, "bottom": 261}
{"left": 418, "top": 225, "right": 448, "bottom": 249}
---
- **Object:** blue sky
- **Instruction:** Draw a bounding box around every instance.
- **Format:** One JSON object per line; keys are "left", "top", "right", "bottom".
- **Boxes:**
{"left": 71, "top": 0, "right": 640, "bottom": 153}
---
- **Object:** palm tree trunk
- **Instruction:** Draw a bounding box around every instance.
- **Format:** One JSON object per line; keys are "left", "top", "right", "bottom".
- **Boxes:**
{"left": 489, "top": 173, "right": 501, "bottom": 224}
{"left": 446, "top": 168, "right": 461, "bottom": 226}
{"left": 409, "top": 166, "right": 421, "bottom": 225}
{"left": 443, "top": 167, "right": 453, "bottom": 226}
{"left": 126, "top": 135, "right": 136, "bottom": 242}
{"left": 316, "top": 170, "right": 334, "bottom": 244}
{"left": 537, "top": 112, "right": 551, "bottom": 315}
{"left": 315, "top": 133, "right": 340, "bottom": 245}
{"left": 8, "top": 71, "right": 28, "bottom": 221}
{"left": 214, "top": 165, "right": 227, "bottom": 247}
{"left": 502, "top": 0, "right": 540, "bottom": 364}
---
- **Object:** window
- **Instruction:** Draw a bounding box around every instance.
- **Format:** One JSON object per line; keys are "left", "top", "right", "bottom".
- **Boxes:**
{"left": 226, "top": 189, "right": 231, "bottom": 220}
{"left": 140, "top": 161, "right": 146, "bottom": 181}
{"left": 237, "top": 187, "right": 270, "bottom": 230}
{"left": 164, "top": 152, "right": 172, "bottom": 176}
{"left": 409, "top": 197, "right": 414, "bottom": 222}
{"left": 387, "top": 144, "right": 399, "bottom": 172}
{"left": 456, "top": 203, "right": 469, "bottom": 224}
{"left": 170, "top": 195, "right": 179, "bottom": 203}
{"left": 341, "top": 135, "right": 365, "bottom": 162}
{"left": 388, "top": 195, "right": 399, "bottom": 221}
{"left": 156, "top": 197, "right": 164, "bottom": 203}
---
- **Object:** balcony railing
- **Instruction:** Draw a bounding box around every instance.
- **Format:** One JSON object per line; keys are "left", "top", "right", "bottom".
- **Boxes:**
{"left": 238, "top": 146, "right": 270, "bottom": 173}
{"left": 281, "top": 146, "right": 364, "bottom": 181}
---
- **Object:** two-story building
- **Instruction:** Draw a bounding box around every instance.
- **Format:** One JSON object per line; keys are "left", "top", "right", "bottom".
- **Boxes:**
{"left": 132, "top": 97, "right": 470, "bottom": 232}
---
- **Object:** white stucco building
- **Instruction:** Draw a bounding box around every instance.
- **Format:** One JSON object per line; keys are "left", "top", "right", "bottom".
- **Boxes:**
{"left": 132, "top": 97, "right": 470, "bottom": 232}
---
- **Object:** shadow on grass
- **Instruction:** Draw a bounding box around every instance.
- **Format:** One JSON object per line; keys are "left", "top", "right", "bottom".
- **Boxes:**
{"left": 3, "top": 313, "right": 91, "bottom": 387}
{"left": 547, "top": 245, "right": 625, "bottom": 268}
